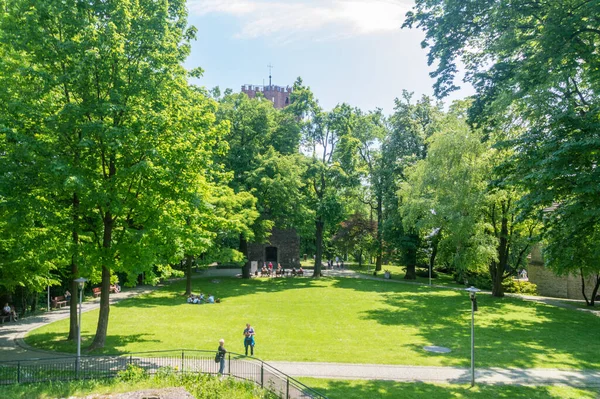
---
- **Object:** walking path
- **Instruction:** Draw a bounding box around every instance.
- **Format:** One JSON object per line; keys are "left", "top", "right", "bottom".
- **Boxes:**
{"left": 1, "top": 267, "right": 599, "bottom": 387}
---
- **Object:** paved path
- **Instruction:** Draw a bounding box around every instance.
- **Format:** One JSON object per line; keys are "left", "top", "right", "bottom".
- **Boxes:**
{"left": 2, "top": 267, "right": 600, "bottom": 387}
{"left": 268, "top": 361, "right": 600, "bottom": 387}
{"left": 0, "top": 285, "right": 160, "bottom": 362}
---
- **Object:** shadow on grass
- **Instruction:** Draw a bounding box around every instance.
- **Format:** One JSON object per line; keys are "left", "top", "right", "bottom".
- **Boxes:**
{"left": 24, "top": 332, "right": 160, "bottom": 356}
{"left": 115, "top": 276, "right": 328, "bottom": 309}
{"left": 299, "top": 379, "right": 599, "bottom": 399}
{"left": 330, "top": 278, "right": 600, "bottom": 369}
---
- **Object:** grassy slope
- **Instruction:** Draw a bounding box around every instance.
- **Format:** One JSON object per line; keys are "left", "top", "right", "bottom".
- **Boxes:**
{"left": 26, "top": 276, "right": 600, "bottom": 369}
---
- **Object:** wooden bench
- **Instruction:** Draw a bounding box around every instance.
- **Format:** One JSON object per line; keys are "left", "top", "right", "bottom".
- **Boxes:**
{"left": 52, "top": 296, "right": 67, "bottom": 309}
{"left": 92, "top": 287, "right": 101, "bottom": 298}
{"left": 0, "top": 314, "right": 10, "bottom": 324}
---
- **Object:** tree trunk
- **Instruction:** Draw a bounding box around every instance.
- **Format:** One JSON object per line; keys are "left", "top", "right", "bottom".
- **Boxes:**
{"left": 30, "top": 293, "right": 37, "bottom": 313}
{"left": 68, "top": 263, "right": 79, "bottom": 341}
{"left": 185, "top": 254, "right": 193, "bottom": 295}
{"left": 375, "top": 196, "right": 383, "bottom": 272}
{"left": 404, "top": 234, "right": 418, "bottom": 280}
{"left": 590, "top": 274, "right": 600, "bottom": 307}
{"left": 88, "top": 210, "right": 113, "bottom": 351}
{"left": 491, "top": 214, "right": 509, "bottom": 297}
{"left": 313, "top": 218, "right": 324, "bottom": 278}
{"left": 429, "top": 238, "right": 438, "bottom": 279}
{"left": 240, "top": 234, "right": 251, "bottom": 279}
{"left": 580, "top": 270, "right": 600, "bottom": 307}
{"left": 358, "top": 249, "right": 363, "bottom": 268}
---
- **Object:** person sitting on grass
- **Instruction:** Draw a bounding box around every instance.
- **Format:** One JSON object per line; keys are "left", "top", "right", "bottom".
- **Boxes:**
{"left": 207, "top": 294, "right": 215, "bottom": 304}
{"left": 187, "top": 294, "right": 194, "bottom": 304}
{"left": 199, "top": 293, "right": 205, "bottom": 303}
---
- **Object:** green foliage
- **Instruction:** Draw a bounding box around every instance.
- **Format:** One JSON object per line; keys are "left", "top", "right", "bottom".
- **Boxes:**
{"left": 0, "top": 371, "right": 279, "bottom": 399}
{"left": 400, "top": 112, "right": 495, "bottom": 273}
{"left": 0, "top": 0, "right": 250, "bottom": 347}
{"left": 453, "top": 269, "right": 491, "bottom": 290}
{"left": 502, "top": 279, "right": 538, "bottom": 296}
{"left": 404, "top": 0, "right": 600, "bottom": 293}
{"left": 116, "top": 364, "right": 148, "bottom": 383}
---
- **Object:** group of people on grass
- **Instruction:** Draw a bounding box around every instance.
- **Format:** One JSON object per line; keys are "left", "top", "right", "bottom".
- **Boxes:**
{"left": 187, "top": 293, "right": 219, "bottom": 304}
{"left": 215, "top": 323, "right": 256, "bottom": 375}
{"left": 259, "top": 261, "right": 304, "bottom": 277}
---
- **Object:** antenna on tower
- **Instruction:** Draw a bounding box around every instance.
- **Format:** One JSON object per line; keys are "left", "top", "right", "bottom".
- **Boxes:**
{"left": 267, "top": 63, "right": 273, "bottom": 87}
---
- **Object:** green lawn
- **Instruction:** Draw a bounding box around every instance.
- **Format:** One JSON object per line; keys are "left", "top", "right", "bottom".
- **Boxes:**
{"left": 26, "top": 276, "right": 600, "bottom": 369}
{"left": 299, "top": 378, "right": 600, "bottom": 399}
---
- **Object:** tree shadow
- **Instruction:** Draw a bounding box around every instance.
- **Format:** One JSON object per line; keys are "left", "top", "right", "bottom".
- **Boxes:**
{"left": 329, "top": 278, "right": 600, "bottom": 369}
{"left": 115, "top": 276, "right": 327, "bottom": 309}
{"left": 24, "top": 332, "right": 161, "bottom": 355}
{"left": 298, "top": 378, "right": 598, "bottom": 399}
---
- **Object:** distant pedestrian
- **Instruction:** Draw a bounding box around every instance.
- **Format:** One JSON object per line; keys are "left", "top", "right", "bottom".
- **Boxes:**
{"left": 216, "top": 339, "right": 227, "bottom": 375}
{"left": 243, "top": 323, "right": 256, "bottom": 356}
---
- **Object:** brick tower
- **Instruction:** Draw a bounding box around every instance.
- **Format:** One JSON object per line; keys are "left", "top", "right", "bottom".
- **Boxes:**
{"left": 241, "top": 64, "right": 291, "bottom": 109}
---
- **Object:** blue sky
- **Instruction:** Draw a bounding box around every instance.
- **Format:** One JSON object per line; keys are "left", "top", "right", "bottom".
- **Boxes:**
{"left": 185, "top": 0, "right": 473, "bottom": 114}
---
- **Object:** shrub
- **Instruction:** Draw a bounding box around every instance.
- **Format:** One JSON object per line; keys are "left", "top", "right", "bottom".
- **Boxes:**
{"left": 416, "top": 268, "right": 438, "bottom": 278}
{"left": 453, "top": 270, "right": 492, "bottom": 290}
{"left": 502, "top": 279, "right": 538, "bottom": 295}
{"left": 116, "top": 364, "right": 148, "bottom": 383}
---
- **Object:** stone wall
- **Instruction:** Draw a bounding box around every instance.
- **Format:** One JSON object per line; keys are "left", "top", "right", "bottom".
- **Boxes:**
{"left": 528, "top": 244, "right": 597, "bottom": 300}
{"left": 247, "top": 228, "right": 301, "bottom": 268}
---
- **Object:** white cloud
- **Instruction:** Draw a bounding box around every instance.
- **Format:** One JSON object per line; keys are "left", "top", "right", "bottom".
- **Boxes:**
{"left": 188, "top": 0, "right": 410, "bottom": 41}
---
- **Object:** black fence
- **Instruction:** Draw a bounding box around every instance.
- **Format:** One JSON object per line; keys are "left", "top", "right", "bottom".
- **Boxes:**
{"left": 0, "top": 349, "right": 326, "bottom": 399}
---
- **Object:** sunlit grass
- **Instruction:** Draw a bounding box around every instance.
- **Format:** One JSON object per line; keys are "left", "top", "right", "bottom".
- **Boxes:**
{"left": 298, "top": 378, "right": 600, "bottom": 399}
{"left": 26, "top": 276, "right": 600, "bottom": 369}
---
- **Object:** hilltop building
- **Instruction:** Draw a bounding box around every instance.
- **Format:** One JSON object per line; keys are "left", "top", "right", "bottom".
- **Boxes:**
{"left": 241, "top": 64, "right": 291, "bottom": 109}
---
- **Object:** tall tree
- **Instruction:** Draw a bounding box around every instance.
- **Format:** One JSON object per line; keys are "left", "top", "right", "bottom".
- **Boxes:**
{"left": 0, "top": 0, "right": 229, "bottom": 349}
{"left": 404, "top": 0, "right": 600, "bottom": 298}
{"left": 382, "top": 92, "right": 442, "bottom": 279}
{"left": 338, "top": 109, "right": 387, "bottom": 271}
{"left": 290, "top": 79, "right": 353, "bottom": 277}
{"left": 215, "top": 92, "right": 304, "bottom": 278}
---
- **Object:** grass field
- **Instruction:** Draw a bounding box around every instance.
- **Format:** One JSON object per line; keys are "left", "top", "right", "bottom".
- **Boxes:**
{"left": 26, "top": 276, "right": 600, "bottom": 369}
{"left": 298, "top": 378, "right": 600, "bottom": 399}
{"left": 3, "top": 375, "right": 597, "bottom": 399}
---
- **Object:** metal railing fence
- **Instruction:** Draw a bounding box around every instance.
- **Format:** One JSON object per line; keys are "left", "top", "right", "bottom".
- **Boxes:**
{"left": 0, "top": 349, "right": 326, "bottom": 398}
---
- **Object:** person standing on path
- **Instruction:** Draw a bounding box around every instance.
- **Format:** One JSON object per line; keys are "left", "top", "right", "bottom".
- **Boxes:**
{"left": 243, "top": 323, "right": 255, "bottom": 356}
{"left": 217, "top": 339, "right": 227, "bottom": 375}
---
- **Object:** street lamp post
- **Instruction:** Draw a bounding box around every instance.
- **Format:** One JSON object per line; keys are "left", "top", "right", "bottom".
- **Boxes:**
{"left": 465, "top": 286, "right": 480, "bottom": 387}
{"left": 74, "top": 277, "right": 88, "bottom": 377}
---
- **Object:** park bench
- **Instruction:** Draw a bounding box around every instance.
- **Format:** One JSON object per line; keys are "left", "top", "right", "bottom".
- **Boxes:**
{"left": 92, "top": 287, "right": 101, "bottom": 298}
{"left": 0, "top": 314, "right": 10, "bottom": 324}
{"left": 52, "top": 296, "right": 67, "bottom": 308}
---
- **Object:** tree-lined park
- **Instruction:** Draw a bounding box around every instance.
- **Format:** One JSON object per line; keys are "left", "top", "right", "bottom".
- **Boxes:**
{"left": 0, "top": 0, "right": 599, "bottom": 397}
